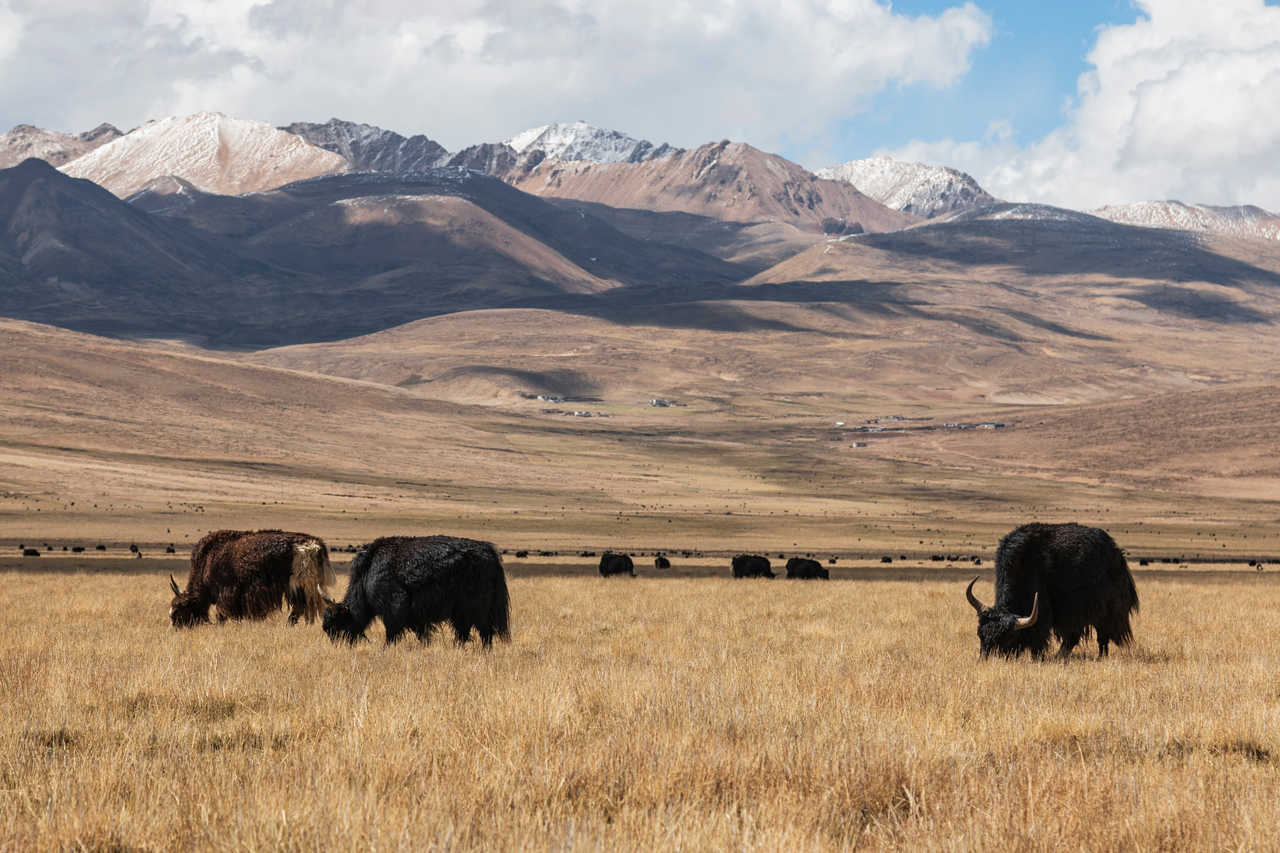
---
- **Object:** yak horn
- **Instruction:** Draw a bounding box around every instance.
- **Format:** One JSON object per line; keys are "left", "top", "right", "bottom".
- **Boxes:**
{"left": 169, "top": 574, "right": 182, "bottom": 596}
{"left": 1013, "top": 593, "right": 1040, "bottom": 631}
{"left": 965, "top": 577, "right": 986, "bottom": 612}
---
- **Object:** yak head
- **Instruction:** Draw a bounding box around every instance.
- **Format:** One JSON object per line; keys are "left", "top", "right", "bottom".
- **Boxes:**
{"left": 965, "top": 577, "right": 1039, "bottom": 658}
{"left": 168, "top": 575, "right": 209, "bottom": 628}
{"left": 321, "top": 598, "right": 362, "bottom": 644}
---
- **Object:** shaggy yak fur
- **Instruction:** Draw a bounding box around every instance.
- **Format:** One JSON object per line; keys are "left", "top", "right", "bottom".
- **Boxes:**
{"left": 732, "top": 554, "right": 774, "bottom": 578}
{"left": 785, "top": 557, "right": 829, "bottom": 579}
{"left": 323, "top": 535, "right": 510, "bottom": 646}
{"left": 169, "top": 529, "right": 335, "bottom": 627}
{"left": 598, "top": 551, "right": 635, "bottom": 577}
{"left": 967, "top": 522, "right": 1139, "bottom": 659}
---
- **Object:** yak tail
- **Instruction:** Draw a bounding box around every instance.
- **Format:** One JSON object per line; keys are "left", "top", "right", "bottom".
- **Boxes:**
{"left": 289, "top": 539, "right": 335, "bottom": 623}
{"left": 491, "top": 572, "right": 511, "bottom": 643}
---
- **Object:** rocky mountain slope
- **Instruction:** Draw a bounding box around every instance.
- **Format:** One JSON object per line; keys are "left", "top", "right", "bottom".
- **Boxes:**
{"left": 282, "top": 118, "right": 448, "bottom": 173}
{"left": 0, "top": 122, "right": 121, "bottom": 168}
{"left": 504, "top": 121, "right": 680, "bottom": 163}
{"left": 1091, "top": 201, "right": 1280, "bottom": 241}
{"left": 60, "top": 112, "right": 347, "bottom": 197}
{"left": 816, "top": 156, "right": 995, "bottom": 218}
{"left": 492, "top": 140, "right": 917, "bottom": 234}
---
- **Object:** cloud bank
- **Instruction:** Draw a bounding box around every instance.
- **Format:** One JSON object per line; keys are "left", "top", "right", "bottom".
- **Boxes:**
{"left": 0, "top": 0, "right": 992, "bottom": 154}
{"left": 887, "top": 0, "right": 1280, "bottom": 209}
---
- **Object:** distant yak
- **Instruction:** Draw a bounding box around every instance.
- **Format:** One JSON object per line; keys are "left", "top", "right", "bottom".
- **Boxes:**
{"left": 732, "top": 554, "right": 774, "bottom": 578}
{"left": 785, "top": 557, "right": 828, "bottom": 579}
{"left": 599, "top": 551, "right": 635, "bottom": 576}
{"left": 168, "top": 529, "right": 334, "bottom": 627}
{"left": 653, "top": 555, "right": 671, "bottom": 569}
{"left": 966, "top": 522, "right": 1138, "bottom": 659}
{"left": 323, "top": 535, "right": 510, "bottom": 646}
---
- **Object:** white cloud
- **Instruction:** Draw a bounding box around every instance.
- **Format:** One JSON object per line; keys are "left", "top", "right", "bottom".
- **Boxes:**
{"left": 0, "top": 0, "right": 991, "bottom": 153}
{"left": 0, "top": 3, "right": 23, "bottom": 66}
{"left": 883, "top": 0, "right": 1280, "bottom": 210}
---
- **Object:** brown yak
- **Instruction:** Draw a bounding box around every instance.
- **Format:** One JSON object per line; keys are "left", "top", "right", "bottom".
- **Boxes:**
{"left": 168, "top": 529, "right": 335, "bottom": 627}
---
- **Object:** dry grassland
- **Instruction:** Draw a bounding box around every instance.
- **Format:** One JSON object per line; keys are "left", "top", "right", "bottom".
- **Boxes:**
{"left": 3, "top": 569, "right": 1278, "bottom": 851}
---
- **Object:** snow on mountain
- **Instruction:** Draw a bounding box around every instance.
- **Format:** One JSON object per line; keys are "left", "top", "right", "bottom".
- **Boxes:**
{"left": 816, "top": 156, "right": 995, "bottom": 219}
{"left": 0, "top": 123, "right": 122, "bottom": 169}
{"left": 281, "top": 118, "right": 449, "bottom": 173}
{"left": 938, "top": 203, "right": 1105, "bottom": 225}
{"left": 503, "top": 121, "right": 680, "bottom": 164}
{"left": 1090, "top": 201, "right": 1280, "bottom": 241}
{"left": 60, "top": 112, "right": 348, "bottom": 197}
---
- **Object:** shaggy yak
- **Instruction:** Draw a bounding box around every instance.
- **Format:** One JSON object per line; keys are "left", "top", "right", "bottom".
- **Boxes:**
{"left": 785, "top": 557, "right": 829, "bottom": 579}
{"left": 323, "top": 535, "right": 510, "bottom": 646}
{"left": 598, "top": 551, "right": 635, "bottom": 577}
{"left": 168, "top": 529, "right": 335, "bottom": 627}
{"left": 732, "top": 554, "right": 774, "bottom": 578}
{"left": 653, "top": 555, "right": 671, "bottom": 569}
{"left": 966, "top": 522, "right": 1139, "bottom": 659}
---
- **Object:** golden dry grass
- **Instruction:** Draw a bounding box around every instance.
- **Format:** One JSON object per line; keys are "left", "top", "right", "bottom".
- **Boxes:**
{"left": 3, "top": 569, "right": 1278, "bottom": 851}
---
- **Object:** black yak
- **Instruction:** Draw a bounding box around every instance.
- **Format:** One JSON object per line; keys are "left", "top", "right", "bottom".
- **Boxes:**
{"left": 323, "top": 536, "right": 510, "bottom": 647}
{"left": 965, "top": 523, "right": 1138, "bottom": 659}
{"left": 599, "top": 551, "right": 635, "bottom": 576}
{"left": 168, "top": 529, "right": 334, "bottom": 627}
{"left": 653, "top": 555, "right": 671, "bottom": 569}
{"left": 732, "top": 554, "right": 774, "bottom": 578}
{"left": 785, "top": 557, "right": 828, "bottom": 579}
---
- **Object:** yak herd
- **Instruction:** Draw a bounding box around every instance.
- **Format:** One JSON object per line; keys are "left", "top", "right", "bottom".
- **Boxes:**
{"left": 165, "top": 522, "right": 1140, "bottom": 660}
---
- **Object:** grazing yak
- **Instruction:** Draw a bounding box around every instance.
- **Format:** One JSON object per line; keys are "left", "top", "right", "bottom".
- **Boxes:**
{"left": 732, "top": 554, "right": 774, "bottom": 578}
{"left": 599, "top": 551, "right": 635, "bottom": 576}
{"left": 966, "top": 522, "right": 1138, "bottom": 660}
{"left": 785, "top": 557, "right": 829, "bottom": 579}
{"left": 323, "top": 536, "right": 510, "bottom": 647}
{"left": 653, "top": 555, "right": 671, "bottom": 569}
{"left": 168, "top": 529, "right": 335, "bottom": 627}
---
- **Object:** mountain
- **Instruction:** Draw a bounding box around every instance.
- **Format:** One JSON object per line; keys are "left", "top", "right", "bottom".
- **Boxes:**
{"left": 281, "top": 118, "right": 448, "bottom": 173}
{"left": 60, "top": 112, "right": 348, "bottom": 197}
{"left": 0, "top": 158, "right": 271, "bottom": 338}
{"left": 1091, "top": 201, "right": 1280, "bottom": 242}
{"left": 816, "top": 156, "right": 995, "bottom": 219}
{"left": 504, "top": 121, "right": 680, "bottom": 163}
{"left": 0, "top": 122, "right": 122, "bottom": 169}
{"left": 492, "top": 140, "right": 917, "bottom": 234}
{"left": 2, "top": 160, "right": 743, "bottom": 345}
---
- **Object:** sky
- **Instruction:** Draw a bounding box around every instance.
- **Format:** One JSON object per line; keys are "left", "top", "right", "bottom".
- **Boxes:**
{"left": 1, "top": 0, "right": 1279, "bottom": 209}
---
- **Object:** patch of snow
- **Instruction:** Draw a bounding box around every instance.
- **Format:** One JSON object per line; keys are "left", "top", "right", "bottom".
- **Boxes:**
{"left": 503, "top": 121, "right": 679, "bottom": 163}
{"left": 1091, "top": 200, "right": 1280, "bottom": 240}
{"left": 60, "top": 112, "right": 348, "bottom": 197}
{"left": 817, "top": 155, "right": 995, "bottom": 218}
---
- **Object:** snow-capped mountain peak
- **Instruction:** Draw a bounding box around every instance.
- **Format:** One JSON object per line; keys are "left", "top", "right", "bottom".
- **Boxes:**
{"left": 60, "top": 112, "right": 348, "bottom": 197}
{"left": 816, "top": 155, "right": 995, "bottom": 219}
{"left": 1090, "top": 200, "right": 1280, "bottom": 241}
{"left": 503, "top": 121, "right": 679, "bottom": 163}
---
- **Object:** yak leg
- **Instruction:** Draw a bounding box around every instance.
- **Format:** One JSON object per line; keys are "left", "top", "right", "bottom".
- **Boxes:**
{"left": 1056, "top": 634, "right": 1081, "bottom": 661}
{"left": 383, "top": 620, "right": 408, "bottom": 644}
{"left": 451, "top": 614, "right": 472, "bottom": 645}
{"left": 1096, "top": 631, "right": 1111, "bottom": 658}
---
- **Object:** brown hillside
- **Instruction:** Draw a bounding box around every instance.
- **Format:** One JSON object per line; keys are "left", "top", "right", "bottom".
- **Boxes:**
{"left": 499, "top": 140, "right": 917, "bottom": 234}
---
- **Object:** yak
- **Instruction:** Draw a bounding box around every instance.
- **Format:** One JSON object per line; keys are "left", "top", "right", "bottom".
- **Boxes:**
{"left": 323, "top": 535, "right": 510, "bottom": 647}
{"left": 653, "top": 555, "right": 671, "bottom": 569}
{"left": 599, "top": 551, "right": 635, "bottom": 576}
{"left": 732, "top": 554, "right": 774, "bottom": 578}
{"left": 168, "top": 529, "right": 335, "bottom": 627}
{"left": 785, "top": 557, "right": 829, "bottom": 579}
{"left": 966, "top": 522, "right": 1139, "bottom": 660}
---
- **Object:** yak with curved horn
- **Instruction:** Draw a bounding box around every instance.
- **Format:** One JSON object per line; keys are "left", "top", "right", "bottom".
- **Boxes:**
{"left": 966, "top": 522, "right": 1138, "bottom": 659}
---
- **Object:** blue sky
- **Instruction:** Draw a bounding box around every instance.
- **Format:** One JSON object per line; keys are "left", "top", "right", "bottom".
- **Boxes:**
{"left": 831, "top": 0, "right": 1138, "bottom": 157}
